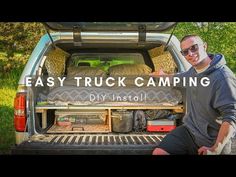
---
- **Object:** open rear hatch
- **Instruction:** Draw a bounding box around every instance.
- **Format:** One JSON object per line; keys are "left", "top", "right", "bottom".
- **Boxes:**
{"left": 43, "top": 22, "right": 176, "bottom": 32}
{"left": 43, "top": 22, "right": 177, "bottom": 46}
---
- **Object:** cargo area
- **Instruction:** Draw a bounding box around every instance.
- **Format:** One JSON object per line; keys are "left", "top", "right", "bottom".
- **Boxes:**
{"left": 29, "top": 43, "right": 185, "bottom": 135}
{"left": 22, "top": 40, "right": 186, "bottom": 155}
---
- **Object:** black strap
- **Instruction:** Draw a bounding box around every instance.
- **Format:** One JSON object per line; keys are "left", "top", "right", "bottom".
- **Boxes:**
{"left": 73, "top": 25, "right": 82, "bottom": 46}
{"left": 138, "top": 24, "right": 146, "bottom": 45}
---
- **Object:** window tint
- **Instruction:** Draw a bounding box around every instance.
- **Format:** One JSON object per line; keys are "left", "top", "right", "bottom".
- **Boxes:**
{"left": 70, "top": 53, "right": 145, "bottom": 72}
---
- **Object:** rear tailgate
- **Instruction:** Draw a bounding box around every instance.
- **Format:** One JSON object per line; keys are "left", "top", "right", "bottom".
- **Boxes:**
{"left": 12, "top": 133, "right": 164, "bottom": 155}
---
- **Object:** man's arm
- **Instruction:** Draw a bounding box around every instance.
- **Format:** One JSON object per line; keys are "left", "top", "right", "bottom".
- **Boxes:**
{"left": 198, "top": 121, "right": 235, "bottom": 155}
{"left": 199, "top": 76, "right": 236, "bottom": 155}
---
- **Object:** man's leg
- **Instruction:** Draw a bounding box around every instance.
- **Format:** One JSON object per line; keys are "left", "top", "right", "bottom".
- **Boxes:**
{"left": 152, "top": 148, "right": 169, "bottom": 155}
{"left": 152, "top": 125, "right": 199, "bottom": 155}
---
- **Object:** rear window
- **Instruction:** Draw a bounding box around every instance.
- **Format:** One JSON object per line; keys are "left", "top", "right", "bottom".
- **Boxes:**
{"left": 69, "top": 53, "right": 145, "bottom": 72}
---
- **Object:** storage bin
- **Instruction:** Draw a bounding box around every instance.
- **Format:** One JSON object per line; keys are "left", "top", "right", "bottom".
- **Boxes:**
{"left": 53, "top": 109, "right": 109, "bottom": 134}
{"left": 111, "top": 110, "right": 133, "bottom": 133}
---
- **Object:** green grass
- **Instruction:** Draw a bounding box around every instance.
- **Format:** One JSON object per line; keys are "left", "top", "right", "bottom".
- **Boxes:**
{"left": 0, "top": 88, "right": 16, "bottom": 154}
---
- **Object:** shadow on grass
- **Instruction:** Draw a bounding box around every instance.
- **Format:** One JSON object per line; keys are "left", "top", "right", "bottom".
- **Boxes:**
{"left": 0, "top": 105, "right": 15, "bottom": 154}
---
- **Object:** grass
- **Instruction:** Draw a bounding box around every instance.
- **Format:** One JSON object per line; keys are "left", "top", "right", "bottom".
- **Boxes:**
{"left": 0, "top": 88, "right": 16, "bottom": 154}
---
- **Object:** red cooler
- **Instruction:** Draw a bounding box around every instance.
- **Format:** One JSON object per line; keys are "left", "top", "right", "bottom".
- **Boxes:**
{"left": 147, "top": 119, "right": 176, "bottom": 132}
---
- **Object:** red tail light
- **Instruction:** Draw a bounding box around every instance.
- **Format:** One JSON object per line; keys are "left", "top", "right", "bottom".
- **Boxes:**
{"left": 14, "top": 93, "right": 26, "bottom": 132}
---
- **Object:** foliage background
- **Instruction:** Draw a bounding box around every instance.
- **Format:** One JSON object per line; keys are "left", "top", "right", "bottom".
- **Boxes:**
{"left": 0, "top": 22, "right": 235, "bottom": 154}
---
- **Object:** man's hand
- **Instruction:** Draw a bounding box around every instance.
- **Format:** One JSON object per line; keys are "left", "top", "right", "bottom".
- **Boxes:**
{"left": 198, "top": 146, "right": 217, "bottom": 155}
{"left": 149, "top": 69, "right": 166, "bottom": 76}
{"left": 198, "top": 122, "right": 235, "bottom": 155}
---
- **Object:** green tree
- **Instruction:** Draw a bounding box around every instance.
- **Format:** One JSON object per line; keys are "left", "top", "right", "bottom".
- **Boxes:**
{"left": 0, "top": 22, "right": 45, "bottom": 74}
{"left": 0, "top": 22, "right": 45, "bottom": 56}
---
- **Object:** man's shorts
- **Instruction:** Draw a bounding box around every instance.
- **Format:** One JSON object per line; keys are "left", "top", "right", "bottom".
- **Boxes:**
{"left": 157, "top": 125, "right": 199, "bottom": 154}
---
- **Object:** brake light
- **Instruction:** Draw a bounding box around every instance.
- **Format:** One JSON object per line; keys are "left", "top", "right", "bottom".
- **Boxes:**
{"left": 14, "top": 93, "right": 26, "bottom": 132}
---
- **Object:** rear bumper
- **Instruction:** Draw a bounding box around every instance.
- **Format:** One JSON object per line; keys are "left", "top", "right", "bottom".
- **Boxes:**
{"left": 12, "top": 144, "right": 155, "bottom": 155}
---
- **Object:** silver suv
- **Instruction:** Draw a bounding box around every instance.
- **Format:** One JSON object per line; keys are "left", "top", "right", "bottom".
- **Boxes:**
{"left": 12, "top": 22, "right": 191, "bottom": 154}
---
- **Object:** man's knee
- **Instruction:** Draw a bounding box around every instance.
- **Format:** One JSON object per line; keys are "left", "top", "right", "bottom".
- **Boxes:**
{"left": 152, "top": 148, "right": 169, "bottom": 155}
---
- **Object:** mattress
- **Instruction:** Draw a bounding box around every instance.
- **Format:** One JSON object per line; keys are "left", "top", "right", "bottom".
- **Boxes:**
{"left": 46, "top": 85, "right": 183, "bottom": 106}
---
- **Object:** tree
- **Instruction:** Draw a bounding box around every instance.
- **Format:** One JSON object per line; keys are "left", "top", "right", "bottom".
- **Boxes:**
{"left": 0, "top": 22, "right": 45, "bottom": 56}
{"left": 0, "top": 22, "right": 45, "bottom": 74}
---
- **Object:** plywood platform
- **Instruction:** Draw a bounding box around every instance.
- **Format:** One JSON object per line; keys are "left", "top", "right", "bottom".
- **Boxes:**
{"left": 47, "top": 124, "right": 110, "bottom": 133}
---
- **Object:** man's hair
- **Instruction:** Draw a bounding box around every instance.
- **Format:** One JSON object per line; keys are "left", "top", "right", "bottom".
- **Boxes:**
{"left": 180, "top": 35, "right": 202, "bottom": 43}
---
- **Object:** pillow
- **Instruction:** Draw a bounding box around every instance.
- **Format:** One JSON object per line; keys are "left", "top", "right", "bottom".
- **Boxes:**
{"left": 152, "top": 52, "right": 177, "bottom": 74}
{"left": 45, "top": 47, "right": 70, "bottom": 77}
{"left": 148, "top": 46, "right": 165, "bottom": 58}
{"left": 67, "top": 66, "right": 106, "bottom": 77}
{"left": 148, "top": 46, "right": 177, "bottom": 74}
{"left": 108, "top": 64, "right": 152, "bottom": 76}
